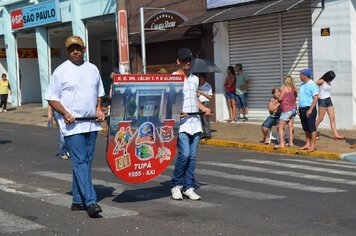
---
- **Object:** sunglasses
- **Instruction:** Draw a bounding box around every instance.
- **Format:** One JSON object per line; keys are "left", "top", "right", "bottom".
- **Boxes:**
{"left": 181, "top": 58, "right": 192, "bottom": 63}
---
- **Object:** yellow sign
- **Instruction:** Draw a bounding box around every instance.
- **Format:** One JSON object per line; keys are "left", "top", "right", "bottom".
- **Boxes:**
{"left": 321, "top": 28, "right": 330, "bottom": 37}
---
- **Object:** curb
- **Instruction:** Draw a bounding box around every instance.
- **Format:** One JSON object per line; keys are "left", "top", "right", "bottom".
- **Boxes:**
{"left": 340, "top": 152, "right": 356, "bottom": 162}
{"left": 200, "top": 139, "right": 342, "bottom": 160}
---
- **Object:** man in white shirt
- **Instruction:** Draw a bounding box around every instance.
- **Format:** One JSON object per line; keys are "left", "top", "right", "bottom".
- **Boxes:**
{"left": 197, "top": 73, "right": 213, "bottom": 139}
{"left": 171, "top": 48, "right": 212, "bottom": 201}
{"left": 45, "top": 36, "right": 105, "bottom": 218}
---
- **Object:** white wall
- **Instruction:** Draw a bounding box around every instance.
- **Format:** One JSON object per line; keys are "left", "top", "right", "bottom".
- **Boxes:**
{"left": 312, "top": 0, "right": 355, "bottom": 129}
{"left": 213, "top": 22, "right": 230, "bottom": 122}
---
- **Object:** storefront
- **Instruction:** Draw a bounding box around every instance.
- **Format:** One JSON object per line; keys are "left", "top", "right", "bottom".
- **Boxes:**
{"left": 182, "top": 0, "right": 356, "bottom": 129}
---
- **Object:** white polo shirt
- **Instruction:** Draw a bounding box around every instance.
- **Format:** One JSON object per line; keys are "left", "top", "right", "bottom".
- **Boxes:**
{"left": 45, "top": 60, "right": 105, "bottom": 136}
{"left": 178, "top": 73, "right": 202, "bottom": 135}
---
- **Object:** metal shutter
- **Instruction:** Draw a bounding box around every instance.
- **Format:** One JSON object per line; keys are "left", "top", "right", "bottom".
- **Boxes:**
{"left": 228, "top": 1, "right": 312, "bottom": 121}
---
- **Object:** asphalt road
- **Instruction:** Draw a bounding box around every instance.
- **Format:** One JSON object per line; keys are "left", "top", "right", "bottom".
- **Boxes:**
{"left": 1, "top": 122, "right": 356, "bottom": 236}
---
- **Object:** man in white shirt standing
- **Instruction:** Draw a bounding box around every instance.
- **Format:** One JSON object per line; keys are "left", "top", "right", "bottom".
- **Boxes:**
{"left": 45, "top": 36, "right": 105, "bottom": 218}
{"left": 197, "top": 73, "right": 213, "bottom": 139}
{"left": 171, "top": 48, "right": 212, "bottom": 201}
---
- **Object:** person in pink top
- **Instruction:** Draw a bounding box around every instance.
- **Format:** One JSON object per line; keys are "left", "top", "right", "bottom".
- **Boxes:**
{"left": 275, "top": 76, "right": 297, "bottom": 149}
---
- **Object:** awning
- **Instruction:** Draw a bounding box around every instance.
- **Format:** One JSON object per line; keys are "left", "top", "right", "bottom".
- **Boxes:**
{"left": 179, "top": 0, "right": 305, "bottom": 27}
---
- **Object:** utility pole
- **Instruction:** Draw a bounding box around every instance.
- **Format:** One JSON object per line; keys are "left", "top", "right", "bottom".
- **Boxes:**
{"left": 115, "top": 0, "right": 130, "bottom": 74}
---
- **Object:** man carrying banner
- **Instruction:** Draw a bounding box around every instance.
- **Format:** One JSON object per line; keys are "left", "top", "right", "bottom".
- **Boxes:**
{"left": 171, "top": 48, "right": 212, "bottom": 201}
{"left": 45, "top": 36, "right": 105, "bottom": 218}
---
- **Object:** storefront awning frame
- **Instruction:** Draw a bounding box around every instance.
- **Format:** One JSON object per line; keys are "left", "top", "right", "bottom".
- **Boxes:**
{"left": 179, "top": 0, "right": 308, "bottom": 27}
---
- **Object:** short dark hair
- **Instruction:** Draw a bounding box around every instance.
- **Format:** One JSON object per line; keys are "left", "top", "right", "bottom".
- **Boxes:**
{"left": 1, "top": 73, "right": 6, "bottom": 78}
{"left": 235, "top": 64, "right": 243, "bottom": 70}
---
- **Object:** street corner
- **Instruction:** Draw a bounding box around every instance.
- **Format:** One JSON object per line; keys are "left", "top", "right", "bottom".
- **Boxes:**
{"left": 341, "top": 152, "right": 356, "bottom": 162}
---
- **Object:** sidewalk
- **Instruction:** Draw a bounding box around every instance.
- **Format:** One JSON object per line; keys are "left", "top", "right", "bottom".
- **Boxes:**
{"left": 1, "top": 103, "right": 355, "bottom": 160}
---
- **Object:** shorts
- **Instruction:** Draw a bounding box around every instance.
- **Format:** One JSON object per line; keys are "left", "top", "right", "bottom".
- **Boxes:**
{"left": 299, "top": 106, "right": 317, "bottom": 132}
{"left": 226, "top": 91, "right": 236, "bottom": 100}
{"left": 236, "top": 94, "right": 248, "bottom": 109}
{"left": 262, "top": 115, "right": 279, "bottom": 129}
{"left": 279, "top": 108, "right": 297, "bottom": 121}
{"left": 318, "top": 97, "right": 333, "bottom": 108}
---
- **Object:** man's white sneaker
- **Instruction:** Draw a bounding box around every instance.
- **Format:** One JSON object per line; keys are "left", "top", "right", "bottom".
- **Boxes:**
{"left": 60, "top": 154, "right": 69, "bottom": 160}
{"left": 183, "top": 188, "right": 201, "bottom": 200}
{"left": 3, "top": 109, "right": 7, "bottom": 112}
{"left": 171, "top": 186, "right": 183, "bottom": 200}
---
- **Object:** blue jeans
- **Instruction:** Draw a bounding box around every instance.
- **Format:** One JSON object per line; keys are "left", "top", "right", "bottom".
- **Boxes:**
{"left": 65, "top": 132, "right": 98, "bottom": 206}
{"left": 171, "top": 132, "right": 201, "bottom": 190}
{"left": 53, "top": 111, "right": 68, "bottom": 156}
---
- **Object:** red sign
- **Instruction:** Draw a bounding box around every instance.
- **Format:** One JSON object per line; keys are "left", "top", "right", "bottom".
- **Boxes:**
{"left": 0, "top": 48, "right": 61, "bottom": 58}
{"left": 118, "top": 10, "right": 129, "bottom": 64}
{"left": 107, "top": 74, "right": 185, "bottom": 184}
{"left": 11, "top": 9, "right": 24, "bottom": 30}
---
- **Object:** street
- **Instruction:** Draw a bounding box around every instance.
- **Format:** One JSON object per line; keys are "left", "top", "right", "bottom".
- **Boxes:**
{"left": 1, "top": 122, "right": 356, "bottom": 236}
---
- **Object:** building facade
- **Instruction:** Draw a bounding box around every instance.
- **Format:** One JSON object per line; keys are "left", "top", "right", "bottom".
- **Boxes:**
{"left": 0, "top": 0, "right": 355, "bottom": 129}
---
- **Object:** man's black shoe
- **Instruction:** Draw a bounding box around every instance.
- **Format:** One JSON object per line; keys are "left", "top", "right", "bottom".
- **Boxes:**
{"left": 71, "top": 203, "right": 86, "bottom": 211}
{"left": 86, "top": 203, "right": 102, "bottom": 218}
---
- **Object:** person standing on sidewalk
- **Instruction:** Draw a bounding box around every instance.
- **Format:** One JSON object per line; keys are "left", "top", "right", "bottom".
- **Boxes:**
{"left": 315, "top": 70, "right": 345, "bottom": 140}
{"left": 45, "top": 36, "right": 105, "bottom": 218}
{"left": 0, "top": 73, "right": 11, "bottom": 112}
{"left": 224, "top": 66, "right": 236, "bottom": 122}
{"left": 197, "top": 73, "right": 213, "bottom": 139}
{"left": 298, "top": 69, "right": 319, "bottom": 151}
{"left": 171, "top": 48, "right": 212, "bottom": 201}
{"left": 235, "top": 64, "right": 250, "bottom": 121}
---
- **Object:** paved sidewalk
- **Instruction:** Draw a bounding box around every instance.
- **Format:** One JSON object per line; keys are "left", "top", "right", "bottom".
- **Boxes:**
{"left": 1, "top": 103, "right": 355, "bottom": 160}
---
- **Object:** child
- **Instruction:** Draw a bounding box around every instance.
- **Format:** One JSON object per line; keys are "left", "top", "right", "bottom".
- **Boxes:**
{"left": 261, "top": 88, "right": 281, "bottom": 144}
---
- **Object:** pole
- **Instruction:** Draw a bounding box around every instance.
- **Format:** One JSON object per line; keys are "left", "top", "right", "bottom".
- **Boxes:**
{"left": 116, "top": 0, "right": 130, "bottom": 74}
{"left": 140, "top": 7, "right": 146, "bottom": 74}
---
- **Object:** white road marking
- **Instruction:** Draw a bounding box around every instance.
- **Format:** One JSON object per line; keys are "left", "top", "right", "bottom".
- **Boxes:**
{"left": 35, "top": 171, "right": 217, "bottom": 209}
{"left": 283, "top": 159, "right": 356, "bottom": 169}
{"left": 0, "top": 209, "right": 45, "bottom": 234}
{"left": 165, "top": 167, "right": 345, "bottom": 193}
{"left": 0, "top": 128, "right": 14, "bottom": 132}
{"left": 0, "top": 176, "right": 138, "bottom": 219}
{"left": 156, "top": 175, "right": 285, "bottom": 200}
{"left": 200, "top": 161, "right": 356, "bottom": 185}
{"left": 242, "top": 159, "right": 356, "bottom": 177}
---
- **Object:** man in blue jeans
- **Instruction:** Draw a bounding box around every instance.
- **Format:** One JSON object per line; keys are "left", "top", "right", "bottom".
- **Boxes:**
{"left": 45, "top": 36, "right": 105, "bottom": 218}
{"left": 170, "top": 48, "right": 212, "bottom": 201}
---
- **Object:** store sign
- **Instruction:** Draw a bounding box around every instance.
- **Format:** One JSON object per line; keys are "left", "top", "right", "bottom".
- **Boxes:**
{"left": 10, "top": 0, "right": 60, "bottom": 30}
{"left": 206, "top": 0, "right": 256, "bottom": 9}
{"left": 144, "top": 10, "right": 187, "bottom": 30}
{"left": 118, "top": 10, "right": 129, "bottom": 65}
{"left": 107, "top": 74, "right": 184, "bottom": 184}
{"left": 0, "top": 48, "right": 60, "bottom": 58}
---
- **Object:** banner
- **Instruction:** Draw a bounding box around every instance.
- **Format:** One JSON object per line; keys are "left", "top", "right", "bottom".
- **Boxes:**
{"left": 107, "top": 74, "right": 184, "bottom": 184}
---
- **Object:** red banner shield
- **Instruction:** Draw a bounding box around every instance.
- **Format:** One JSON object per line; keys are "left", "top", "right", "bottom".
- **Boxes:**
{"left": 107, "top": 74, "right": 184, "bottom": 183}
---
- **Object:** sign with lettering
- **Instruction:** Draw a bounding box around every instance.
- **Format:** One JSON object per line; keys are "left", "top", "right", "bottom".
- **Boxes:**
{"left": 10, "top": 0, "right": 60, "bottom": 30}
{"left": 0, "top": 48, "right": 60, "bottom": 58}
{"left": 144, "top": 10, "right": 187, "bottom": 30}
{"left": 107, "top": 74, "right": 184, "bottom": 184}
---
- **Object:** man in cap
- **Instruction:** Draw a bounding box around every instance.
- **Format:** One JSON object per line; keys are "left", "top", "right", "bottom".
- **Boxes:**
{"left": 170, "top": 48, "right": 212, "bottom": 201}
{"left": 45, "top": 35, "right": 105, "bottom": 218}
{"left": 298, "top": 68, "right": 319, "bottom": 151}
